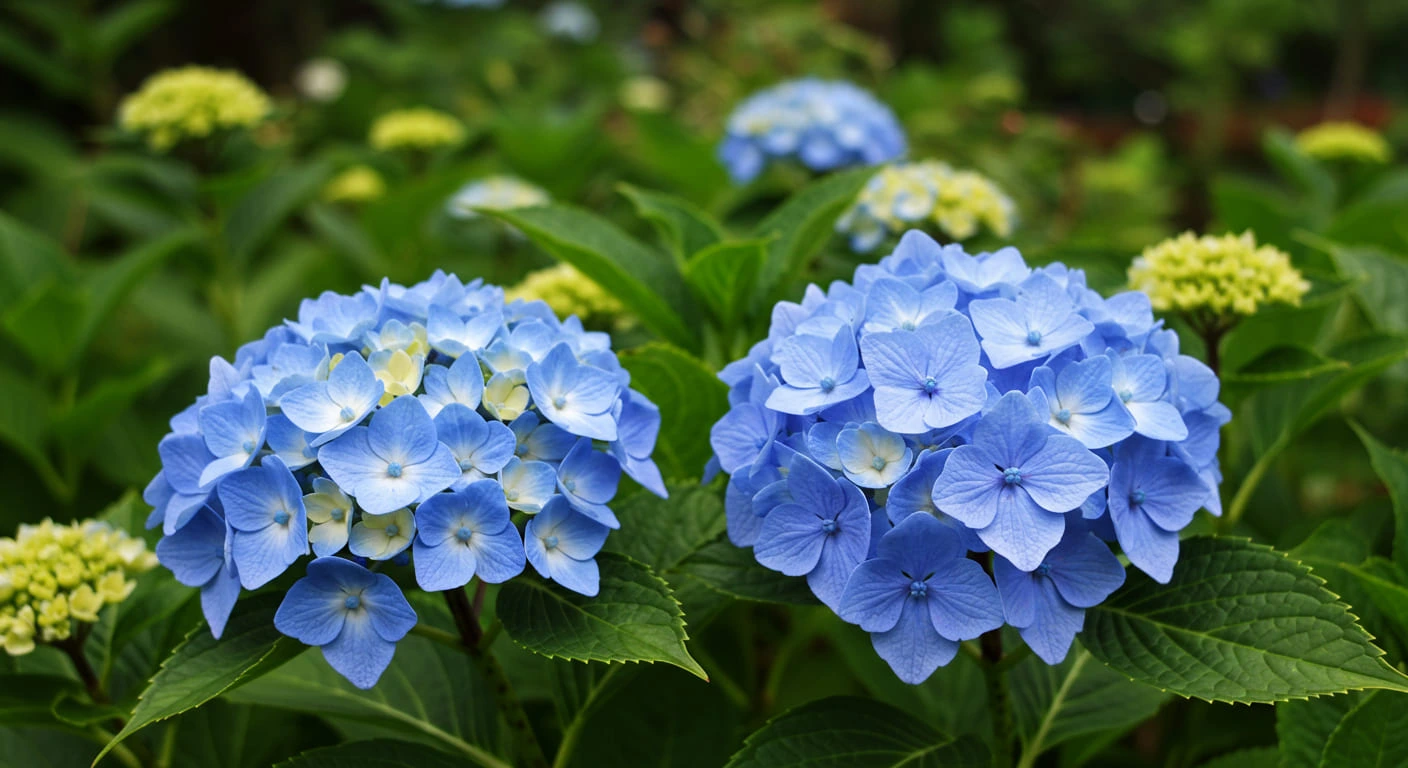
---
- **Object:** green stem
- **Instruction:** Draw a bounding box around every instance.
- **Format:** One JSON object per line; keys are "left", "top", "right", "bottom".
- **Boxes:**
{"left": 552, "top": 665, "right": 623, "bottom": 768}
{"left": 88, "top": 727, "right": 143, "bottom": 768}
{"left": 1221, "top": 449, "right": 1274, "bottom": 532}
{"left": 982, "top": 635, "right": 1015, "bottom": 768}
{"left": 1016, "top": 650, "right": 1089, "bottom": 768}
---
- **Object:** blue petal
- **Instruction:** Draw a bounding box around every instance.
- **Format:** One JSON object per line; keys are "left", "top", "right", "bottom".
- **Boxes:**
{"left": 837, "top": 558, "right": 906, "bottom": 632}
{"left": 1045, "top": 532, "right": 1125, "bottom": 608}
{"left": 321, "top": 611, "right": 396, "bottom": 690}
{"left": 871, "top": 599, "right": 958, "bottom": 685}
{"left": 201, "top": 563, "right": 241, "bottom": 639}
{"left": 977, "top": 487, "right": 1065, "bottom": 572}
{"left": 924, "top": 558, "right": 1004, "bottom": 642}
{"left": 368, "top": 396, "right": 439, "bottom": 466}
{"left": 1015, "top": 577, "right": 1086, "bottom": 665}
{"left": 754, "top": 503, "right": 828, "bottom": 577}
{"left": 275, "top": 569, "right": 348, "bottom": 646}
{"left": 155, "top": 507, "right": 226, "bottom": 587}
{"left": 993, "top": 556, "right": 1038, "bottom": 628}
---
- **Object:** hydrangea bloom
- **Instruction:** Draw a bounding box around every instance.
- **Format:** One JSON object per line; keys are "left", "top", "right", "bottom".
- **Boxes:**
{"left": 148, "top": 270, "right": 665, "bottom": 688}
{"left": 1, "top": 519, "right": 157, "bottom": 654}
{"left": 539, "top": 1, "right": 599, "bottom": 43}
{"left": 718, "top": 79, "right": 906, "bottom": 184}
{"left": 323, "top": 166, "right": 386, "bottom": 204}
{"left": 838, "top": 161, "right": 1016, "bottom": 252}
{"left": 118, "top": 66, "right": 272, "bottom": 151}
{"left": 369, "top": 108, "right": 466, "bottom": 152}
{"left": 447, "top": 175, "right": 550, "bottom": 219}
{"left": 709, "top": 230, "right": 1226, "bottom": 679}
{"left": 1294, "top": 122, "right": 1391, "bottom": 164}
{"left": 1128, "top": 231, "right": 1309, "bottom": 317}
{"left": 508, "top": 263, "right": 628, "bottom": 329}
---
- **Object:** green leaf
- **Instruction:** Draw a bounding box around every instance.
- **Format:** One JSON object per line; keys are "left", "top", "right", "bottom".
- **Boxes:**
{"left": 96, "top": 593, "right": 304, "bottom": 765}
{"left": 0, "top": 363, "right": 58, "bottom": 496}
{"left": 618, "top": 183, "right": 725, "bottom": 266}
{"left": 274, "top": 740, "right": 471, "bottom": 768}
{"left": 1352, "top": 425, "right": 1408, "bottom": 572}
{"left": 675, "top": 538, "right": 819, "bottom": 605}
{"left": 605, "top": 484, "right": 725, "bottom": 572}
{"left": 51, "top": 358, "right": 172, "bottom": 450}
{"left": 0, "top": 212, "right": 69, "bottom": 309}
{"left": 224, "top": 162, "right": 333, "bottom": 267}
{"left": 725, "top": 696, "right": 988, "bottom": 768}
{"left": 91, "top": 0, "right": 176, "bottom": 62}
{"left": 1262, "top": 129, "right": 1335, "bottom": 217}
{"left": 482, "top": 205, "right": 697, "bottom": 350}
{"left": 0, "top": 725, "right": 98, "bottom": 767}
{"left": 1010, "top": 648, "right": 1168, "bottom": 759}
{"left": 753, "top": 167, "right": 872, "bottom": 300}
{"left": 1327, "top": 201, "right": 1408, "bottom": 253}
{"left": 1331, "top": 246, "right": 1408, "bottom": 334}
{"left": 685, "top": 239, "right": 767, "bottom": 325}
{"left": 617, "top": 343, "right": 728, "bottom": 481}
{"left": 1320, "top": 691, "right": 1408, "bottom": 768}
{"left": 304, "top": 202, "right": 384, "bottom": 279}
{"left": 496, "top": 553, "right": 705, "bottom": 679}
{"left": 1197, "top": 746, "right": 1280, "bottom": 768}
{"left": 1208, "top": 176, "right": 1298, "bottom": 251}
{"left": 0, "top": 674, "right": 82, "bottom": 727}
{"left": 166, "top": 700, "right": 302, "bottom": 768}
{"left": 1223, "top": 345, "right": 1348, "bottom": 386}
{"left": 1345, "top": 558, "right": 1408, "bottom": 635}
{"left": 1080, "top": 536, "right": 1408, "bottom": 703}
{"left": 1276, "top": 693, "right": 1364, "bottom": 768}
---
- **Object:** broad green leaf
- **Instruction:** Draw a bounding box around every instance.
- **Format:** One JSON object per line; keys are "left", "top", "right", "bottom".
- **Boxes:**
{"left": 224, "top": 162, "right": 333, "bottom": 267}
{"left": 304, "top": 202, "right": 384, "bottom": 279}
{"left": 483, "top": 205, "right": 697, "bottom": 350}
{"left": 1010, "top": 648, "right": 1167, "bottom": 759}
{"left": 0, "top": 674, "right": 82, "bottom": 727}
{"left": 1080, "top": 537, "right": 1408, "bottom": 703}
{"left": 1208, "top": 176, "right": 1298, "bottom": 251}
{"left": 753, "top": 167, "right": 872, "bottom": 300}
{"left": 618, "top": 343, "right": 728, "bottom": 481}
{"left": 0, "top": 725, "right": 98, "bottom": 768}
{"left": 1345, "top": 558, "right": 1408, "bottom": 634}
{"left": 618, "top": 183, "right": 725, "bottom": 266}
{"left": 238, "top": 236, "right": 328, "bottom": 339}
{"left": 1261, "top": 129, "right": 1335, "bottom": 217}
{"left": 1276, "top": 693, "right": 1363, "bottom": 768}
{"left": 1223, "top": 345, "right": 1347, "bottom": 386}
{"left": 685, "top": 239, "right": 767, "bottom": 325}
{"left": 497, "top": 553, "right": 705, "bottom": 679}
{"left": 622, "top": 112, "right": 731, "bottom": 206}
{"left": 0, "top": 113, "right": 78, "bottom": 178}
{"left": 97, "top": 593, "right": 304, "bottom": 764}
{"left": 1289, "top": 519, "right": 1398, "bottom": 659}
{"left": 1320, "top": 691, "right": 1408, "bottom": 768}
{"left": 0, "top": 212, "right": 70, "bottom": 309}
{"left": 1197, "top": 746, "right": 1280, "bottom": 768}
{"left": 1331, "top": 246, "right": 1408, "bottom": 334}
{"left": 274, "top": 740, "right": 471, "bottom": 768}
{"left": 0, "top": 363, "right": 57, "bottom": 495}
{"left": 92, "top": 0, "right": 176, "bottom": 61}
{"left": 1327, "top": 201, "right": 1408, "bottom": 253}
{"left": 725, "top": 696, "right": 988, "bottom": 768}
{"left": 51, "top": 358, "right": 172, "bottom": 450}
{"left": 676, "top": 538, "right": 819, "bottom": 605}
{"left": 166, "top": 700, "right": 302, "bottom": 768}
{"left": 227, "top": 630, "right": 506, "bottom": 768}
{"left": 1352, "top": 425, "right": 1408, "bottom": 571}
{"left": 0, "top": 22, "right": 84, "bottom": 98}
{"left": 605, "top": 484, "right": 725, "bottom": 572}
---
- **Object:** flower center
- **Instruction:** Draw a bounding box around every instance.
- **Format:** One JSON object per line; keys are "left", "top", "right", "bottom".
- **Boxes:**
{"left": 819, "top": 376, "right": 836, "bottom": 393}
{"left": 564, "top": 479, "right": 577, "bottom": 492}
{"left": 544, "top": 535, "right": 559, "bottom": 550}
{"left": 516, "top": 443, "right": 529, "bottom": 456}
{"left": 1055, "top": 408, "right": 1072, "bottom": 424}
{"left": 909, "top": 580, "right": 928, "bottom": 598}
{"left": 384, "top": 523, "right": 400, "bottom": 537}
{"left": 242, "top": 440, "right": 256, "bottom": 453}
{"left": 870, "top": 456, "right": 887, "bottom": 471}
{"left": 456, "top": 526, "right": 473, "bottom": 542}
{"left": 459, "top": 458, "right": 474, "bottom": 471}
{"left": 303, "top": 445, "right": 318, "bottom": 458}
{"left": 386, "top": 462, "right": 403, "bottom": 478}
{"left": 340, "top": 405, "right": 356, "bottom": 421}
{"left": 1025, "top": 329, "right": 1042, "bottom": 346}
{"left": 1036, "top": 562, "right": 1052, "bottom": 577}
{"left": 273, "top": 510, "right": 290, "bottom": 525}
{"left": 344, "top": 595, "right": 361, "bottom": 611}
{"left": 330, "top": 509, "right": 345, "bottom": 522}
{"left": 1003, "top": 467, "right": 1023, "bottom": 486}
{"left": 1119, "top": 389, "right": 1134, "bottom": 403}
{"left": 506, "top": 489, "right": 520, "bottom": 501}
{"left": 820, "top": 519, "right": 838, "bottom": 534}
{"left": 900, "top": 321, "right": 917, "bottom": 331}
{"left": 923, "top": 376, "right": 938, "bottom": 394}
{"left": 553, "top": 396, "right": 567, "bottom": 409}
{"left": 1131, "top": 489, "right": 1146, "bottom": 505}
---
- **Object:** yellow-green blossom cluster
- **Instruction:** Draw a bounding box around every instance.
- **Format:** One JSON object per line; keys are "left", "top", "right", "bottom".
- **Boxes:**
{"left": 119, "top": 66, "right": 272, "bottom": 151}
{"left": 323, "top": 165, "right": 386, "bottom": 204}
{"left": 507, "top": 263, "right": 626, "bottom": 326}
{"left": 1128, "top": 231, "right": 1310, "bottom": 317}
{"left": 1295, "top": 122, "right": 1391, "bottom": 164}
{"left": 0, "top": 520, "right": 157, "bottom": 655}
{"left": 837, "top": 161, "right": 1015, "bottom": 252}
{"left": 369, "top": 108, "right": 466, "bottom": 152}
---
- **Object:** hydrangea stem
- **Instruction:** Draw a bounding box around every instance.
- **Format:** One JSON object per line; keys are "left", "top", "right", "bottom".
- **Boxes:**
{"left": 980, "top": 629, "right": 1016, "bottom": 768}
{"left": 442, "top": 584, "right": 549, "bottom": 768}
{"left": 57, "top": 630, "right": 107, "bottom": 705}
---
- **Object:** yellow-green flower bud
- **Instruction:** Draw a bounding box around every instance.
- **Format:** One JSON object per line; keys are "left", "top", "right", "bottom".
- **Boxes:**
{"left": 507, "top": 263, "right": 630, "bottom": 329}
{"left": 369, "top": 108, "right": 466, "bottom": 152}
{"left": 323, "top": 165, "right": 387, "bottom": 204}
{"left": 118, "top": 66, "right": 272, "bottom": 151}
{"left": 1128, "top": 231, "right": 1310, "bottom": 318}
{"left": 838, "top": 161, "right": 1015, "bottom": 251}
{"left": 1295, "top": 122, "right": 1391, "bottom": 164}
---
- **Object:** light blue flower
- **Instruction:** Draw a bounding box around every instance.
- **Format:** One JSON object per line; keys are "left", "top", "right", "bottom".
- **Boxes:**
{"left": 859, "top": 314, "right": 987, "bottom": 434}
{"left": 412, "top": 480, "right": 525, "bottom": 590}
{"left": 250, "top": 341, "right": 328, "bottom": 405}
{"left": 275, "top": 556, "right": 417, "bottom": 690}
{"left": 508, "top": 412, "right": 577, "bottom": 463}
{"left": 499, "top": 457, "right": 558, "bottom": 513}
{"left": 556, "top": 438, "right": 621, "bottom": 528}
{"left": 428, "top": 305, "right": 502, "bottom": 358}
{"left": 933, "top": 392, "right": 1108, "bottom": 571}
{"left": 281, "top": 352, "right": 385, "bottom": 447}
{"left": 836, "top": 423, "right": 912, "bottom": 488}
{"left": 525, "top": 497, "right": 609, "bottom": 596}
{"left": 155, "top": 506, "right": 241, "bottom": 637}
{"left": 940, "top": 246, "right": 1029, "bottom": 296}
{"left": 154, "top": 434, "right": 216, "bottom": 533}
{"left": 1027, "top": 356, "right": 1135, "bottom": 449}
{"left": 884, "top": 449, "right": 986, "bottom": 552}
{"left": 318, "top": 396, "right": 461, "bottom": 515}
{"left": 304, "top": 477, "right": 354, "bottom": 557}
{"left": 265, "top": 414, "right": 319, "bottom": 470}
{"left": 754, "top": 454, "right": 871, "bottom": 610}
{"left": 196, "top": 388, "right": 267, "bottom": 487}
{"left": 969, "top": 274, "right": 1096, "bottom": 369}
{"left": 839, "top": 513, "right": 1004, "bottom": 683}
{"left": 539, "top": 1, "right": 598, "bottom": 43}
{"left": 1107, "top": 436, "right": 1207, "bottom": 583}
{"left": 435, "top": 404, "right": 516, "bottom": 489}
{"left": 1109, "top": 352, "right": 1187, "bottom": 441}
{"left": 525, "top": 343, "right": 621, "bottom": 440}
{"left": 219, "top": 456, "right": 309, "bottom": 589}
{"left": 349, "top": 507, "right": 415, "bottom": 561}
{"left": 286, "top": 290, "right": 380, "bottom": 346}
{"left": 862, "top": 277, "right": 958, "bottom": 334}
{"left": 419, "top": 353, "right": 486, "bottom": 419}
{"left": 765, "top": 326, "right": 871, "bottom": 415}
{"left": 609, "top": 390, "right": 669, "bottom": 499}
{"left": 994, "top": 526, "right": 1125, "bottom": 664}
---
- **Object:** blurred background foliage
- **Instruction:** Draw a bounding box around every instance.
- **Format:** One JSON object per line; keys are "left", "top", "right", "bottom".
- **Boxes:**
{"left": 2, "top": 2, "right": 1408, "bottom": 763}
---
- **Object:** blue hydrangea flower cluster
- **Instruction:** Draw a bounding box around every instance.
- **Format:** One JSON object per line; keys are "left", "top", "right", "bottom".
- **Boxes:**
{"left": 147, "top": 271, "right": 666, "bottom": 689}
{"left": 718, "top": 78, "right": 907, "bottom": 184}
{"left": 709, "top": 231, "right": 1226, "bottom": 681}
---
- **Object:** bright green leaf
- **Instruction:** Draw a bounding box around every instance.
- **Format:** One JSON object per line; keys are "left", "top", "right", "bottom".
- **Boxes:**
{"left": 224, "top": 162, "right": 333, "bottom": 267}
{"left": 1223, "top": 345, "right": 1347, "bottom": 386}
{"left": 1080, "top": 537, "right": 1408, "bottom": 703}
{"left": 676, "top": 538, "right": 819, "bottom": 605}
{"left": 497, "top": 553, "right": 705, "bottom": 679}
{"left": 618, "top": 342, "right": 727, "bottom": 481}
{"left": 1010, "top": 648, "right": 1168, "bottom": 759}
{"left": 753, "top": 167, "right": 872, "bottom": 300}
{"left": 1351, "top": 425, "right": 1408, "bottom": 572}
{"left": 685, "top": 239, "right": 767, "bottom": 325}
{"left": 1331, "top": 246, "right": 1408, "bottom": 334}
{"left": 605, "top": 484, "right": 725, "bottom": 572}
{"left": 1320, "top": 691, "right": 1408, "bottom": 768}
{"left": 618, "top": 183, "right": 725, "bottom": 266}
{"left": 1276, "top": 693, "right": 1363, "bottom": 768}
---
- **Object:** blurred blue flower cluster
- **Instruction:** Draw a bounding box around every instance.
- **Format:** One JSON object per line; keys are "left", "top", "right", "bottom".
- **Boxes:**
{"left": 709, "top": 231, "right": 1226, "bottom": 680}
{"left": 718, "top": 78, "right": 906, "bottom": 184}
{"left": 147, "top": 271, "right": 666, "bottom": 688}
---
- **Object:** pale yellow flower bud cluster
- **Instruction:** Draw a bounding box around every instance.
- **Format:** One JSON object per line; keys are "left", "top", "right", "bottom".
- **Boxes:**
{"left": 1128, "top": 231, "right": 1310, "bottom": 317}
{"left": 1294, "top": 122, "right": 1391, "bottom": 164}
{"left": 323, "top": 165, "right": 387, "bottom": 204}
{"left": 119, "top": 66, "right": 272, "bottom": 151}
{"left": 507, "top": 263, "right": 627, "bottom": 326}
{"left": 369, "top": 108, "right": 466, "bottom": 152}
{"left": 839, "top": 161, "right": 1015, "bottom": 252}
{"left": 0, "top": 519, "right": 157, "bottom": 655}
